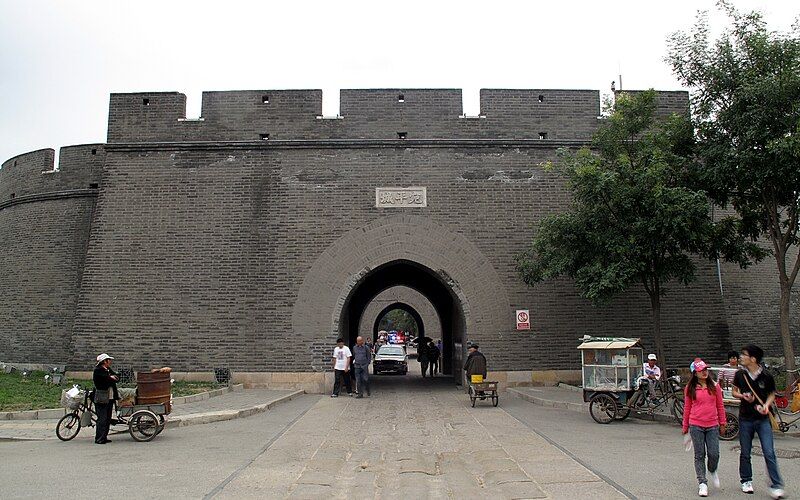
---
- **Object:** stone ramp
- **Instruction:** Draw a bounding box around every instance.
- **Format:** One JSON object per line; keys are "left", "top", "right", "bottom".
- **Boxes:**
{"left": 214, "top": 383, "right": 624, "bottom": 499}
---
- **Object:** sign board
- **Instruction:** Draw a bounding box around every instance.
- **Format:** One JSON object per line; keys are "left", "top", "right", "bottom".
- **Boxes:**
{"left": 516, "top": 309, "right": 530, "bottom": 330}
{"left": 375, "top": 187, "right": 427, "bottom": 208}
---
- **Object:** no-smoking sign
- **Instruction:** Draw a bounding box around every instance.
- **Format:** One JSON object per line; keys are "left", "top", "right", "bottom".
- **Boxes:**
{"left": 516, "top": 309, "right": 530, "bottom": 330}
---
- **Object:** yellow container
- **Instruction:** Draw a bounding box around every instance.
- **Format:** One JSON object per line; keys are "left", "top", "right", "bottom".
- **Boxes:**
{"left": 470, "top": 374, "right": 484, "bottom": 384}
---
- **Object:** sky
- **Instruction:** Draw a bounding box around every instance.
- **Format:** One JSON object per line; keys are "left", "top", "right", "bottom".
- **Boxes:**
{"left": 0, "top": 0, "right": 797, "bottom": 166}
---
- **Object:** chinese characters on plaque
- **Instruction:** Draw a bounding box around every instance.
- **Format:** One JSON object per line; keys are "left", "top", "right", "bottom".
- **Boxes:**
{"left": 375, "top": 187, "right": 427, "bottom": 208}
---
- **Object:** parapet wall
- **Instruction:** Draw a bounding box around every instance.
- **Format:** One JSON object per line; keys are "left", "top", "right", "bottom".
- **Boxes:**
{"left": 0, "top": 145, "right": 105, "bottom": 202}
{"left": 105, "top": 88, "right": 689, "bottom": 143}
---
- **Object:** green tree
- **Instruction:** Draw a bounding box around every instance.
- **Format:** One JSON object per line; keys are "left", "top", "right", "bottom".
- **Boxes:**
{"left": 378, "top": 309, "right": 418, "bottom": 334}
{"left": 516, "top": 90, "right": 758, "bottom": 365}
{"left": 667, "top": 1, "right": 800, "bottom": 382}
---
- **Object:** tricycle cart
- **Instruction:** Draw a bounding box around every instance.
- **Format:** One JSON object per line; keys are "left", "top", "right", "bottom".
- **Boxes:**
{"left": 56, "top": 370, "right": 171, "bottom": 442}
{"left": 580, "top": 336, "right": 684, "bottom": 424}
{"left": 468, "top": 378, "right": 499, "bottom": 407}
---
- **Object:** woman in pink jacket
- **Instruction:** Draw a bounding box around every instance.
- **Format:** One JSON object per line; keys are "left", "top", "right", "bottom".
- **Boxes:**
{"left": 682, "top": 358, "right": 727, "bottom": 497}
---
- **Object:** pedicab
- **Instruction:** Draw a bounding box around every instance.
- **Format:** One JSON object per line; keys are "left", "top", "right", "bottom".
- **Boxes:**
{"left": 580, "top": 336, "right": 684, "bottom": 424}
{"left": 56, "top": 370, "right": 172, "bottom": 442}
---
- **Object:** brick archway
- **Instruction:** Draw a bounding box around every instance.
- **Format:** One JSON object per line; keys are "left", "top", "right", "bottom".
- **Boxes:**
{"left": 292, "top": 215, "right": 509, "bottom": 377}
{"left": 358, "top": 286, "right": 442, "bottom": 342}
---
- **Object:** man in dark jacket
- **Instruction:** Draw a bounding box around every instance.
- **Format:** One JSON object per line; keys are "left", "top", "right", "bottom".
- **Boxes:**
{"left": 93, "top": 353, "right": 119, "bottom": 444}
{"left": 463, "top": 343, "right": 487, "bottom": 383}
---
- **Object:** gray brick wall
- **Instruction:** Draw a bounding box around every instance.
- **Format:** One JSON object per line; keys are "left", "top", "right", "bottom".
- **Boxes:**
{"left": 2, "top": 87, "right": 796, "bottom": 374}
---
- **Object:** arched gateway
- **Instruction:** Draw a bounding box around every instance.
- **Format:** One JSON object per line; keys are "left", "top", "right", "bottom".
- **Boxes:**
{"left": 2, "top": 88, "right": 794, "bottom": 392}
{"left": 293, "top": 215, "right": 510, "bottom": 385}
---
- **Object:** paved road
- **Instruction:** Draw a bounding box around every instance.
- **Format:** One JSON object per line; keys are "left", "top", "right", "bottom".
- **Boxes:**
{"left": 4, "top": 371, "right": 794, "bottom": 499}
{"left": 503, "top": 395, "right": 800, "bottom": 499}
{"left": 1, "top": 375, "right": 620, "bottom": 499}
{"left": 212, "top": 375, "right": 621, "bottom": 499}
{"left": 0, "top": 394, "right": 320, "bottom": 499}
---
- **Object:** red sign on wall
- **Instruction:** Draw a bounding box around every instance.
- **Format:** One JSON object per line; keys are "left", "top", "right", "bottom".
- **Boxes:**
{"left": 516, "top": 309, "right": 530, "bottom": 330}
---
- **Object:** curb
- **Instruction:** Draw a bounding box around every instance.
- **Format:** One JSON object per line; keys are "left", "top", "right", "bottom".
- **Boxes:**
{"left": 0, "top": 384, "right": 244, "bottom": 421}
{"left": 508, "top": 388, "right": 679, "bottom": 424}
{"left": 165, "top": 389, "right": 304, "bottom": 428}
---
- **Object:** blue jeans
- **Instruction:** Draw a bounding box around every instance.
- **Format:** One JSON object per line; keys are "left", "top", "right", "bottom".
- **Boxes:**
{"left": 739, "top": 417, "right": 783, "bottom": 488}
{"left": 689, "top": 425, "right": 720, "bottom": 485}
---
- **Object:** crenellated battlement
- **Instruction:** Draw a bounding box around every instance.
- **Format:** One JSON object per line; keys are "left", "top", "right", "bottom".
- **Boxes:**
{"left": 0, "top": 144, "right": 104, "bottom": 202}
{"left": 105, "top": 88, "right": 689, "bottom": 143}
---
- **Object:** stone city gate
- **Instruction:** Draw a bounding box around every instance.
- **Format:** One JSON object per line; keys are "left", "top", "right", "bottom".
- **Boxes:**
{"left": 1, "top": 88, "right": 796, "bottom": 393}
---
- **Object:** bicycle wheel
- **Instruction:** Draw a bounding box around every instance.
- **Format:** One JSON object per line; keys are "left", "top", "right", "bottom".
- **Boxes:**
{"left": 671, "top": 396, "right": 685, "bottom": 424}
{"left": 589, "top": 394, "right": 617, "bottom": 424}
{"left": 56, "top": 413, "right": 81, "bottom": 441}
{"left": 129, "top": 410, "right": 160, "bottom": 442}
{"left": 720, "top": 411, "right": 739, "bottom": 441}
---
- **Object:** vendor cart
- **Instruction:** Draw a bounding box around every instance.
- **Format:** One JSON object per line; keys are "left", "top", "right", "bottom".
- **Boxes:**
{"left": 580, "top": 336, "right": 684, "bottom": 424}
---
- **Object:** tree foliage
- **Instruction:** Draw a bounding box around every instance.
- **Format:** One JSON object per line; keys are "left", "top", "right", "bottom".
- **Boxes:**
{"left": 667, "top": 1, "right": 800, "bottom": 380}
{"left": 516, "top": 90, "right": 758, "bottom": 364}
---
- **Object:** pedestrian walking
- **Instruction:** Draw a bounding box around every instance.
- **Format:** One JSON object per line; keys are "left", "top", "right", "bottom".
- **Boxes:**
{"left": 92, "top": 353, "right": 119, "bottom": 444}
{"left": 682, "top": 358, "right": 726, "bottom": 497}
{"left": 418, "top": 340, "right": 430, "bottom": 378}
{"left": 732, "top": 344, "right": 785, "bottom": 498}
{"left": 352, "top": 336, "right": 372, "bottom": 398}
{"left": 436, "top": 339, "right": 443, "bottom": 373}
{"left": 427, "top": 341, "right": 439, "bottom": 377}
{"left": 331, "top": 338, "right": 353, "bottom": 397}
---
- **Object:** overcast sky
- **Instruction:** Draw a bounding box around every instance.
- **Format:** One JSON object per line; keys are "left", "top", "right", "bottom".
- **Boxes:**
{"left": 0, "top": 0, "right": 797, "bottom": 165}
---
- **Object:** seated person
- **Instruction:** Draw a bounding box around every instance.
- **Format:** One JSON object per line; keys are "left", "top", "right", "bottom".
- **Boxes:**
{"left": 639, "top": 353, "right": 661, "bottom": 402}
{"left": 720, "top": 350, "right": 740, "bottom": 387}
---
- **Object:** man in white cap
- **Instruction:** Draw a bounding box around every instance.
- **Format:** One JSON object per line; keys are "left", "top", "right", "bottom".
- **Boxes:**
{"left": 93, "top": 353, "right": 119, "bottom": 444}
{"left": 640, "top": 353, "right": 662, "bottom": 403}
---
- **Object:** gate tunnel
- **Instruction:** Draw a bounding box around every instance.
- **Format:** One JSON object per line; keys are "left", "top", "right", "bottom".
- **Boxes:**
{"left": 339, "top": 260, "right": 465, "bottom": 379}
{"left": 371, "top": 302, "right": 426, "bottom": 341}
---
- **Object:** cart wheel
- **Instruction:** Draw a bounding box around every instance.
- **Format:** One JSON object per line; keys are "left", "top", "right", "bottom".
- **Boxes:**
{"left": 671, "top": 397, "right": 685, "bottom": 424}
{"left": 56, "top": 413, "right": 81, "bottom": 441}
{"left": 589, "top": 394, "right": 617, "bottom": 424}
{"left": 129, "top": 410, "right": 160, "bottom": 442}
{"left": 492, "top": 395, "right": 499, "bottom": 407}
{"left": 720, "top": 411, "right": 739, "bottom": 441}
{"left": 154, "top": 415, "right": 166, "bottom": 436}
{"left": 614, "top": 403, "right": 631, "bottom": 421}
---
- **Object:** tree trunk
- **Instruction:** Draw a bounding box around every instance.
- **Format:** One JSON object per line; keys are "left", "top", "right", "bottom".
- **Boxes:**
{"left": 649, "top": 285, "right": 667, "bottom": 369}
{"left": 779, "top": 281, "right": 798, "bottom": 386}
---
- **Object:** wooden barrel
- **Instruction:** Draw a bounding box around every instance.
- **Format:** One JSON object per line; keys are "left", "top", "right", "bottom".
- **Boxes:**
{"left": 136, "top": 371, "right": 171, "bottom": 405}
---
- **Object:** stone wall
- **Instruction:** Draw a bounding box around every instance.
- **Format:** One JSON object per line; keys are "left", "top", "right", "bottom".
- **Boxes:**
{"left": 3, "top": 87, "right": 796, "bottom": 376}
{"left": 0, "top": 146, "right": 103, "bottom": 364}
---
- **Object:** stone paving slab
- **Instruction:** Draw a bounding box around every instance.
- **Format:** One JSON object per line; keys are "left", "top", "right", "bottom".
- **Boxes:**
{"left": 214, "top": 380, "right": 625, "bottom": 499}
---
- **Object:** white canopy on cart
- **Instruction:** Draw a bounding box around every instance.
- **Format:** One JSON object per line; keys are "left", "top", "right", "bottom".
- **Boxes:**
{"left": 576, "top": 337, "right": 641, "bottom": 350}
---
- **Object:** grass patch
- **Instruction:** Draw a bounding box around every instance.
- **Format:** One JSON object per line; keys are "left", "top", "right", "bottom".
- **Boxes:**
{"left": 0, "top": 371, "right": 223, "bottom": 411}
